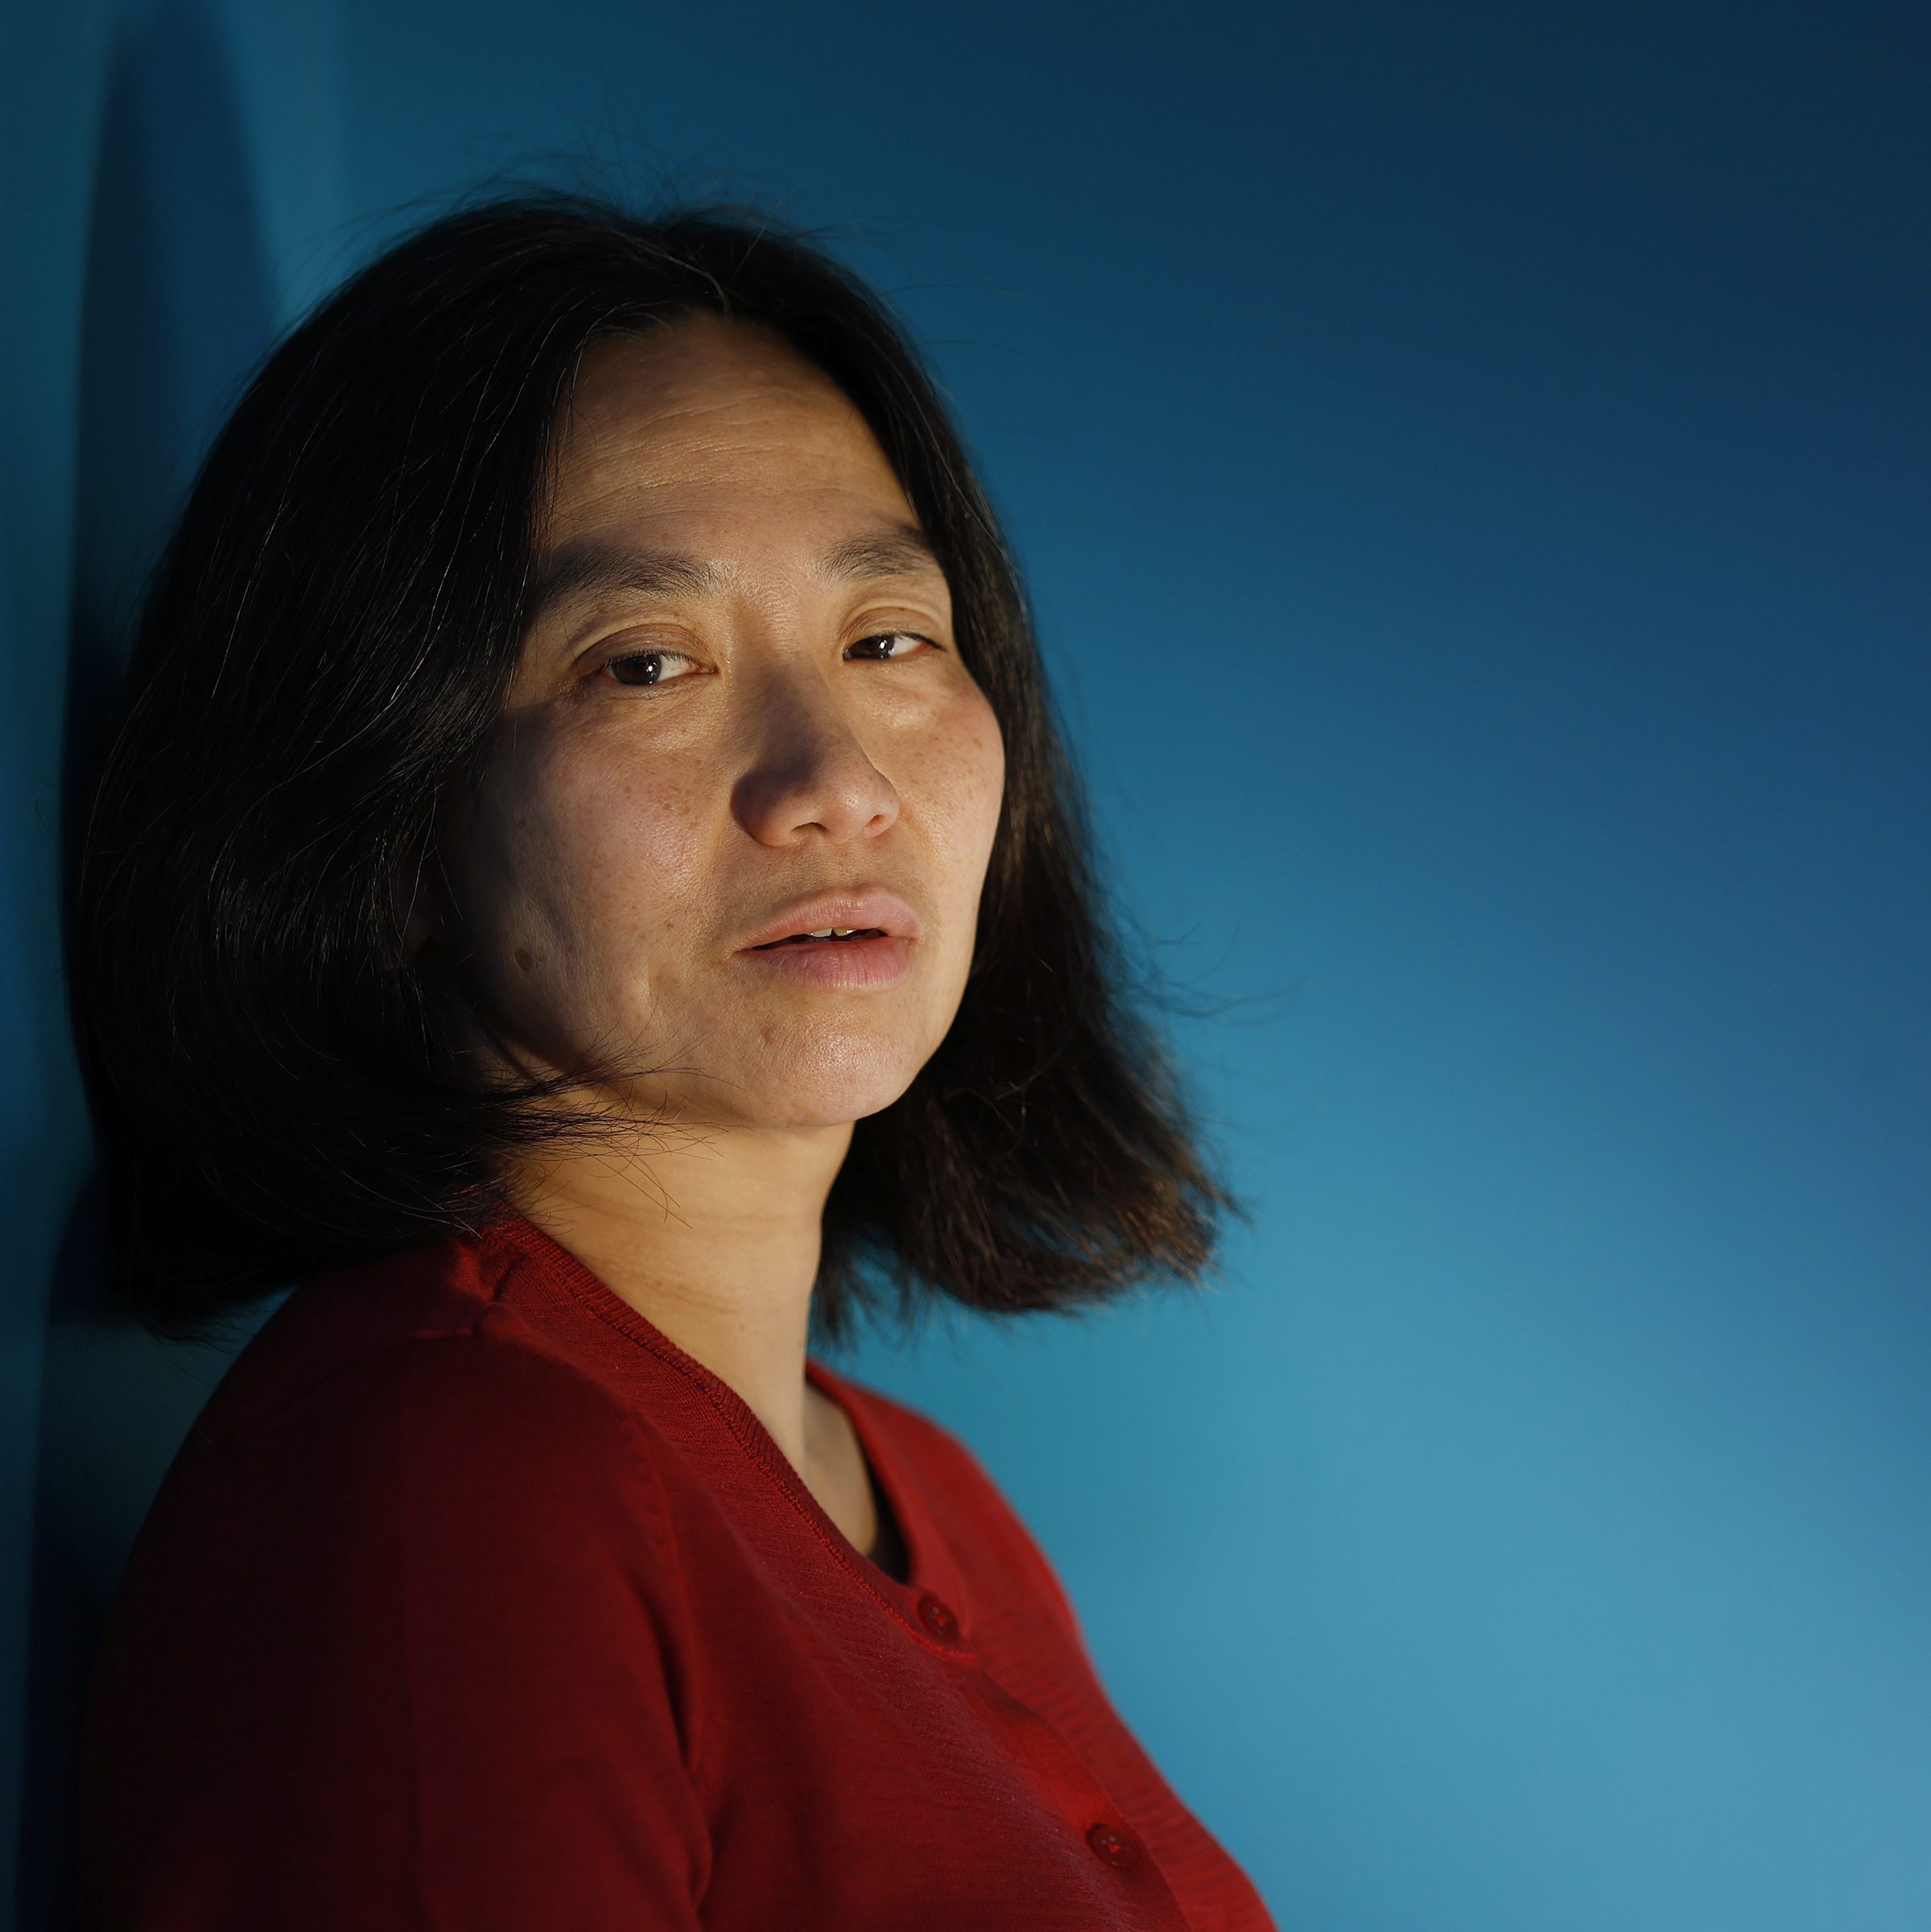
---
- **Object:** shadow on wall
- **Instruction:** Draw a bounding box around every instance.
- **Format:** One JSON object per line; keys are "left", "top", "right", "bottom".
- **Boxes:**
{"left": 20, "top": 6, "right": 284, "bottom": 1926}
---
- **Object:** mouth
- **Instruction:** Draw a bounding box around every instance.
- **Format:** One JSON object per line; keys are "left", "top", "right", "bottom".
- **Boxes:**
{"left": 735, "top": 891, "right": 921, "bottom": 955}
{"left": 735, "top": 892, "right": 918, "bottom": 989}
{"left": 752, "top": 926, "right": 888, "bottom": 949}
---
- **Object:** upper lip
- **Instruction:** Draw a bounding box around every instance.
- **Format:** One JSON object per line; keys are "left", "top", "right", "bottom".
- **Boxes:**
{"left": 737, "top": 890, "right": 922, "bottom": 951}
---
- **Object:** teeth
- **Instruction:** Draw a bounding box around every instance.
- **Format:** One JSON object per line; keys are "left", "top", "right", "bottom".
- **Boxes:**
{"left": 757, "top": 926, "right": 885, "bottom": 947}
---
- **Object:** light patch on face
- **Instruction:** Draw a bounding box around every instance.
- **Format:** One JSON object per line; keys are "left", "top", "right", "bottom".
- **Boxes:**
{"left": 432, "top": 316, "right": 1005, "bottom": 1136}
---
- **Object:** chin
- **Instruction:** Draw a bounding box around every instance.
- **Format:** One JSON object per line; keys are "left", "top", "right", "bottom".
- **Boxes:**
{"left": 720, "top": 1022, "right": 935, "bottom": 1132}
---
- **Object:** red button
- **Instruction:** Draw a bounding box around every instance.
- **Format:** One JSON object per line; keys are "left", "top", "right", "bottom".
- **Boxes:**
{"left": 1087, "top": 1821, "right": 1135, "bottom": 1867}
{"left": 917, "top": 1593, "right": 959, "bottom": 1641}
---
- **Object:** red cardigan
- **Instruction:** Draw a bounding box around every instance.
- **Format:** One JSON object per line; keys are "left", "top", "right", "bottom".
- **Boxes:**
{"left": 76, "top": 1212, "right": 1277, "bottom": 1930}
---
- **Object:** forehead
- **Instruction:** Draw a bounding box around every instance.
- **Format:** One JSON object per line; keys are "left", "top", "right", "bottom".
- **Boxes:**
{"left": 542, "top": 316, "right": 914, "bottom": 543}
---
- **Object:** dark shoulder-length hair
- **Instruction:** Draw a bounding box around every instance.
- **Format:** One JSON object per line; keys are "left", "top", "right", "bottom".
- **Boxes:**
{"left": 68, "top": 191, "right": 1230, "bottom": 1346}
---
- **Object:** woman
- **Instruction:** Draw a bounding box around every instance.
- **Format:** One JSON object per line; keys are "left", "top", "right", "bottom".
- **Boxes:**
{"left": 68, "top": 195, "right": 1273, "bottom": 1930}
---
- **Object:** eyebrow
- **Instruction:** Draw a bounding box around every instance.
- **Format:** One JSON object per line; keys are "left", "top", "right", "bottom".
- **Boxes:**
{"left": 520, "top": 522, "right": 943, "bottom": 635}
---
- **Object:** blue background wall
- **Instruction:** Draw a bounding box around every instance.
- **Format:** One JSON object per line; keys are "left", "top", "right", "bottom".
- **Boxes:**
{"left": 6, "top": 2, "right": 1928, "bottom": 1926}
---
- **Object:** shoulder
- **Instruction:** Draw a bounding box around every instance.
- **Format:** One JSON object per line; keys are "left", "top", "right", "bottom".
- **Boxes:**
{"left": 159, "top": 1234, "right": 667, "bottom": 1566}
{"left": 196, "top": 1228, "right": 634, "bottom": 1449}
{"left": 88, "top": 1254, "right": 713, "bottom": 1915}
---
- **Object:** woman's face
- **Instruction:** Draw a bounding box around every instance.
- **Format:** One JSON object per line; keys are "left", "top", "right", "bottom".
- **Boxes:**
{"left": 432, "top": 315, "right": 1006, "bottom": 1134}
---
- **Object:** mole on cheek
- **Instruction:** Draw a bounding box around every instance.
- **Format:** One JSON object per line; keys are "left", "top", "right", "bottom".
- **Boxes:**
{"left": 514, "top": 947, "right": 536, "bottom": 973}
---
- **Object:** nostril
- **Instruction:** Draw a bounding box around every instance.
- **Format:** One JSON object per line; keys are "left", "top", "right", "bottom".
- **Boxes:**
{"left": 731, "top": 748, "right": 901, "bottom": 847}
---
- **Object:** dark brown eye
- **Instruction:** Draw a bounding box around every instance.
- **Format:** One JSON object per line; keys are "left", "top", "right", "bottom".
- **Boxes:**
{"left": 845, "top": 632, "right": 935, "bottom": 662}
{"left": 604, "top": 649, "right": 699, "bottom": 687}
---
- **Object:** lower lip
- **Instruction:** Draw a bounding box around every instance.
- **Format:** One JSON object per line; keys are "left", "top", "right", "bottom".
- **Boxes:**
{"left": 737, "top": 934, "right": 912, "bottom": 989}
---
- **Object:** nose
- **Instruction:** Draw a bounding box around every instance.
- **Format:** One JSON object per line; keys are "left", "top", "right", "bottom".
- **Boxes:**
{"left": 730, "top": 675, "right": 900, "bottom": 848}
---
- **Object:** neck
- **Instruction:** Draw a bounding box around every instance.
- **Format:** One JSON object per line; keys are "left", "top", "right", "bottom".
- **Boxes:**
{"left": 508, "top": 1119, "right": 854, "bottom": 1481}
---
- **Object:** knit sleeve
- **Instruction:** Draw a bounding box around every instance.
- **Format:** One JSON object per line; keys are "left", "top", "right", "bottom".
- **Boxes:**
{"left": 77, "top": 1332, "right": 712, "bottom": 1930}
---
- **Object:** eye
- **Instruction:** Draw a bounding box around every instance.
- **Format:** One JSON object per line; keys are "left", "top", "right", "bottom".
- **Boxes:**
{"left": 845, "top": 631, "right": 937, "bottom": 662}
{"left": 602, "top": 648, "right": 701, "bottom": 688}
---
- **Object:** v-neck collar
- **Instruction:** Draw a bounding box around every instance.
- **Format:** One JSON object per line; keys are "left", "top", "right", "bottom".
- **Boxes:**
{"left": 479, "top": 1210, "right": 960, "bottom": 1649}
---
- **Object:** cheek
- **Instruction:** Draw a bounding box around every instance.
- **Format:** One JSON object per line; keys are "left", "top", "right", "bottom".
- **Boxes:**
{"left": 916, "top": 687, "right": 1006, "bottom": 890}
{"left": 447, "top": 725, "right": 708, "bottom": 1021}
{"left": 551, "top": 760, "right": 708, "bottom": 948}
